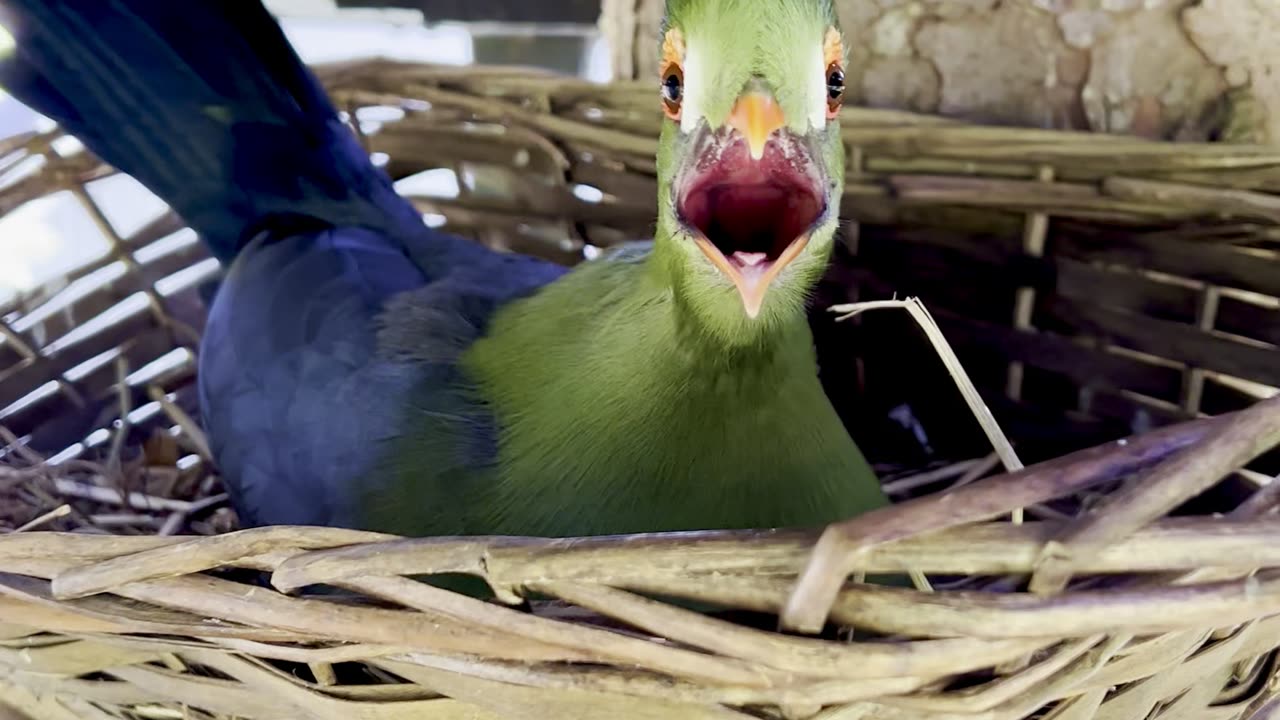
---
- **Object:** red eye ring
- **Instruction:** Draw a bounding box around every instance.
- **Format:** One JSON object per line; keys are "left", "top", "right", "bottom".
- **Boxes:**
{"left": 825, "top": 62, "right": 845, "bottom": 119}
{"left": 661, "top": 62, "right": 684, "bottom": 120}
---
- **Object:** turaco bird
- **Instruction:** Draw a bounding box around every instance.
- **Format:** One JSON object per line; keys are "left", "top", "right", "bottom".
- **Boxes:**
{"left": 0, "top": 0, "right": 889, "bottom": 538}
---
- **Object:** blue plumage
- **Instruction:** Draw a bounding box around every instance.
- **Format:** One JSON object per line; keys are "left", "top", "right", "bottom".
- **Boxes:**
{"left": 0, "top": 0, "right": 565, "bottom": 527}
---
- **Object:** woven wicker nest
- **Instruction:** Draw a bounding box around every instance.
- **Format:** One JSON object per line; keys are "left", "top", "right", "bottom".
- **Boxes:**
{"left": 2, "top": 60, "right": 1280, "bottom": 720}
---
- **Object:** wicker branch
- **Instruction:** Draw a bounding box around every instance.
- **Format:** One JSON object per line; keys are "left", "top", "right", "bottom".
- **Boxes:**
{"left": 3, "top": 60, "right": 1280, "bottom": 720}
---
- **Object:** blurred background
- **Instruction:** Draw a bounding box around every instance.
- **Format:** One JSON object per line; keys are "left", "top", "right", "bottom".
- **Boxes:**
{"left": 0, "top": 0, "right": 612, "bottom": 309}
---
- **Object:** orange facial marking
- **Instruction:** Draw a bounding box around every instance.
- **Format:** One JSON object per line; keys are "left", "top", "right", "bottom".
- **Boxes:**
{"left": 662, "top": 27, "right": 685, "bottom": 70}
{"left": 824, "top": 27, "right": 845, "bottom": 120}
{"left": 660, "top": 28, "right": 686, "bottom": 121}
{"left": 823, "top": 27, "right": 843, "bottom": 69}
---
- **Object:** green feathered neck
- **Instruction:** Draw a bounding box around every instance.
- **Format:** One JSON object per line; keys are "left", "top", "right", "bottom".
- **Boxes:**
{"left": 454, "top": 244, "right": 887, "bottom": 538}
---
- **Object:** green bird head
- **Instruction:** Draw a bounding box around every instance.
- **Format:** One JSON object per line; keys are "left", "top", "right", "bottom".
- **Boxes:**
{"left": 653, "top": 0, "right": 847, "bottom": 344}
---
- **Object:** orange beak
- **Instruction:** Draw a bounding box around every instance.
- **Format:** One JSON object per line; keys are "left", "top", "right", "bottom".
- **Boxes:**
{"left": 726, "top": 92, "right": 786, "bottom": 161}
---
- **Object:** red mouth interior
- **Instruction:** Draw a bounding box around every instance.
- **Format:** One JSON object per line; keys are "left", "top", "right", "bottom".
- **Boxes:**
{"left": 678, "top": 136, "right": 824, "bottom": 267}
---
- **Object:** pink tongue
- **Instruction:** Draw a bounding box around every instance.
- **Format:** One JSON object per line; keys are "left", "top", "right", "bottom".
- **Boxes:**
{"left": 732, "top": 251, "right": 769, "bottom": 268}
{"left": 730, "top": 251, "right": 771, "bottom": 290}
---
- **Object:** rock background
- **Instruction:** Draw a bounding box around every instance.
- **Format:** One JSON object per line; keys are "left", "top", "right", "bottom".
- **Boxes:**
{"left": 600, "top": 0, "right": 1279, "bottom": 143}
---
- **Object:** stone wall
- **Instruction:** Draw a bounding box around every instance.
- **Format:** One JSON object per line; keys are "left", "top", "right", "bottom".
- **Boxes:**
{"left": 600, "top": 0, "right": 1279, "bottom": 143}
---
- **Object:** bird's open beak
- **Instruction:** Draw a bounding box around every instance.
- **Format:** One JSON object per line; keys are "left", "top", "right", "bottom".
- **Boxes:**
{"left": 693, "top": 235, "right": 808, "bottom": 319}
{"left": 680, "top": 89, "right": 823, "bottom": 319}
{"left": 726, "top": 91, "right": 786, "bottom": 161}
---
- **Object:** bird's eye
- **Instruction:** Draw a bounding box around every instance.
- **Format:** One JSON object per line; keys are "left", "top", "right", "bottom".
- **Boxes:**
{"left": 825, "top": 62, "right": 845, "bottom": 119}
{"left": 661, "top": 63, "right": 684, "bottom": 120}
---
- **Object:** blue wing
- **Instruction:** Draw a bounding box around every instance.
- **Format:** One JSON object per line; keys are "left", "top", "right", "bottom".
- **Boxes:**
{"left": 0, "top": 0, "right": 566, "bottom": 528}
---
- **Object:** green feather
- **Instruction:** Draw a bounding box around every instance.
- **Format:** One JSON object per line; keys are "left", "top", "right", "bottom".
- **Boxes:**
{"left": 458, "top": 243, "right": 885, "bottom": 536}
{"left": 365, "top": 0, "right": 886, "bottom": 540}
{"left": 663, "top": 0, "right": 840, "bottom": 136}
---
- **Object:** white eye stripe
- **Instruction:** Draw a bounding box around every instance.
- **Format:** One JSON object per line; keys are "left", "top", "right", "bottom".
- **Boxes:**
{"left": 676, "top": 36, "right": 830, "bottom": 133}
{"left": 807, "top": 42, "right": 826, "bottom": 130}
{"left": 679, "top": 40, "right": 705, "bottom": 133}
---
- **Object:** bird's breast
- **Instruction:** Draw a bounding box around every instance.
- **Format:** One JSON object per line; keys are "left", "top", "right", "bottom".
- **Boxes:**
{"left": 473, "top": 362, "right": 872, "bottom": 538}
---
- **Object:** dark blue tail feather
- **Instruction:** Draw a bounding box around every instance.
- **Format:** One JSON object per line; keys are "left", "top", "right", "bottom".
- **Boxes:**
{"left": 0, "top": 0, "right": 425, "bottom": 262}
{"left": 0, "top": 0, "right": 569, "bottom": 531}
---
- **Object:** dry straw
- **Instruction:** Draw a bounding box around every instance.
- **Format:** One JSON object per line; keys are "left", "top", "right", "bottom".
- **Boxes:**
{"left": 2, "top": 60, "right": 1280, "bottom": 720}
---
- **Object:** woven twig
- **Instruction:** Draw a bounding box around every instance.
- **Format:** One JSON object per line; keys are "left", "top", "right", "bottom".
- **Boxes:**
{"left": 2, "top": 60, "right": 1280, "bottom": 720}
{"left": 1, "top": 400, "right": 1278, "bottom": 715}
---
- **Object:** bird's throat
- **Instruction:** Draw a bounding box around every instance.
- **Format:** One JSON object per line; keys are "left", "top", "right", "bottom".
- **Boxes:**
{"left": 458, "top": 257, "right": 882, "bottom": 537}
{"left": 693, "top": 234, "right": 809, "bottom": 318}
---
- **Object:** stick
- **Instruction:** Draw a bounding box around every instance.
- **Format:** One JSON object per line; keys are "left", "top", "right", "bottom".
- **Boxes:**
{"left": 12, "top": 505, "right": 70, "bottom": 533}
{"left": 780, "top": 413, "right": 1223, "bottom": 633}
{"left": 830, "top": 298, "right": 1024, "bottom": 494}
{"left": 1028, "top": 394, "right": 1280, "bottom": 594}
{"left": 50, "top": 478, "right": 195, "bottom": 513}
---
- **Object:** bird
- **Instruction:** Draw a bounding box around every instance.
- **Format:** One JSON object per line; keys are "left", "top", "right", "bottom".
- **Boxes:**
{"left": 0, "top": 0, "right": 889, "bottom": 540}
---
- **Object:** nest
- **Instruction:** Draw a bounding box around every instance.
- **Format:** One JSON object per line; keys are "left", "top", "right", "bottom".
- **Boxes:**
{"left": 2, "top": 60, "right": 1280, "bottom": 720}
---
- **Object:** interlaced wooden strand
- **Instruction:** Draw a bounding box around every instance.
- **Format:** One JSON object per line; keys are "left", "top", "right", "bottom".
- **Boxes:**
{"left": 2, "top": 61, "right": 1280, "bottom": 720}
